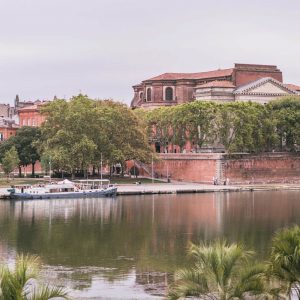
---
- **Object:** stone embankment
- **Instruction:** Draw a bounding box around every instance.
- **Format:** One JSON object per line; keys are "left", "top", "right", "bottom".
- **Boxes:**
{"left": 116, "top": 182, "right": 300, "bottom": 196}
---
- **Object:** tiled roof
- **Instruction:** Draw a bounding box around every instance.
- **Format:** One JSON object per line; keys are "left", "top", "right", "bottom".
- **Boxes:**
{"left": 18, "top": 101, "right": 49, "bottom": 111}
{"left": 284, "top": 84, "right": 300, "bottom": 91}
{"left": 19, "top": 105, "right": 38, "bottom": 110}
{"left": 196, "top": 80, "right": 235, "bottom": 88}
{"left": 0, "top": 118, "right": 19, "bottom": 129}
{"left": 145, "top": 68, "right": 234, "bottom": 81}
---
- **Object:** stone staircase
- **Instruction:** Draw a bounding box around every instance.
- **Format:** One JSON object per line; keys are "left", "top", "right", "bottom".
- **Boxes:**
{"left": 215, "top": 159, "right": 225, "bottom": 184}
{"left": 134, "top": 160, "right": 153, "bottom": 177}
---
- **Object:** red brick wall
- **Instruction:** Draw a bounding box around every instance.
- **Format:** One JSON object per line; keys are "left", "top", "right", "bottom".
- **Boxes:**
{"left": 19, "top": 110, "right": 45, "bottom": 127}
{"left": 153, "top": 84, "right": 163, "bottom": 102}
{"left": 234, "top": 70, "right": 283, "bottom": 87}
{"left": 0, "top": 127, "right": 18, "bottom": 141}
{"left": 130, "top": 153, "right": 300, "bottom": 184}
{"left": 223, "top": 153, "right": 300, "bottom": 184}
{"left": 152, "top": 153, "right": 220, "bottom": 183}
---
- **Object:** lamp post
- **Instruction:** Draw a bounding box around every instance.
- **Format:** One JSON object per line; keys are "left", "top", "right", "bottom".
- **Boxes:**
{"left": 151, "top": 154, "right": 154, "bottom": 184}
{"left": 49, "top": 159, "right": 52, "bottom": 183}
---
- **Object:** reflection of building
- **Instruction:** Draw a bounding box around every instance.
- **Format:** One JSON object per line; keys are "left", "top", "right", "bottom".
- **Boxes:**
{"left": 131, "top": 63, "right": 300, "bottom": 108}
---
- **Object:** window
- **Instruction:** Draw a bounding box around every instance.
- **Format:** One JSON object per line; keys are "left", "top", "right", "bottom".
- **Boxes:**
{"left": 146, "top": 88, "right": 152, "bottom": 101}
{"left": 139, "top": 92, "right": 144, "bottom": 100}
{"left": 165, "top": 87, "right": 173, "bottom": 101}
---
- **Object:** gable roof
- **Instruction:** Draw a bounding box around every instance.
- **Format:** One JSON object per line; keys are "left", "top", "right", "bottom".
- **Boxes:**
{"left": 234, "top": 77, "right": 297, "bottom": 95}
{"left": 284, "top": 83, "right": 300, "bottom": 92}
{"left": 196, "top": 80, "right": 236, "bottom": 88}
{"left": 145, "top": 68, "right": 234, "bottom": 81}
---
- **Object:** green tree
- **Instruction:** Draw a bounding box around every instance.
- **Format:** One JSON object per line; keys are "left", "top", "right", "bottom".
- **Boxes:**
{"left": 40, "top": 95, "right": 152, "bottom": 178}
{"left": 267, "top": 97, "right": 300, "bottom": 151}
{"left": 0, "top": 254, "right": 68, "bottom": 300}
{"left": 1, "top": 146, "right": 19, "bottom": 179}
{"left": 268, "top": 225, "right": 300, "bottom": 299}
{"left": 13, "top": 126, "right": 41, "bottom": 177}
{"left": 181, "top": 101, "right": 218, "bottom": 150}
{"left": 169, "top": 240, "right": 267, "bottom": 300}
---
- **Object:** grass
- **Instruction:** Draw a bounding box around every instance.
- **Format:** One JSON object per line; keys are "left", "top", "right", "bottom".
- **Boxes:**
{"left": 110, "top": 177, "right": 164, "bottom": 184}
{"left": 0, "top": 176, "right": 164, "bottom": 187}
{"left": 0, "top": 177, "right": 44, "bottom": 187}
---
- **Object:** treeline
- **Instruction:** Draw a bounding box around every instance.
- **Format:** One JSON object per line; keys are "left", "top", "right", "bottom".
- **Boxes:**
{"left": 139, "top": 96, "right": 300, "bottom": 153}
{"left": 0, "top": 95, "right": 152, "bottom": 177}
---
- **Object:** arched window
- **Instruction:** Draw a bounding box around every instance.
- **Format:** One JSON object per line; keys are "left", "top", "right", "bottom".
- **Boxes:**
{"left": 139, "top": 92, "right": 144, "bottom": 100}
{"left": 165, "top": 87, "right": 173, "bottom": 101}
{"left": 146, "top": 88, "right": 152, "bottom": 101}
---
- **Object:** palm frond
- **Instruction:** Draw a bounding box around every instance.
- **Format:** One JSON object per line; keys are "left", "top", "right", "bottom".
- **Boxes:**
{"left": 30, "top": 285, "right": 69, "bottom": 300}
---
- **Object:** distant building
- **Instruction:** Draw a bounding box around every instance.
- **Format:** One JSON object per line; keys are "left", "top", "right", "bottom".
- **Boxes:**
{"left": 131, "top": 63, "right": 300, "bottom": 108}
{"left": 0, "top": 118, "right": 19, "bottom": 141}
{"left": 18, "top": 101, "right": 48, "bottom": 127}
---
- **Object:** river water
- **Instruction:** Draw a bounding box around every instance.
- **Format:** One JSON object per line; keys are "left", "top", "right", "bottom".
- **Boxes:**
{"left": 0, "top": 191, "right": 299, "bottom": 299}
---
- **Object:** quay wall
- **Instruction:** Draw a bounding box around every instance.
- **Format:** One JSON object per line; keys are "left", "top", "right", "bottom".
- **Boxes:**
{"left": 153, "top": 153, "right": 219, "bottom": 183}
{"left": 133, "top": 153, "right": 300, "bottom": 184}
{"left": 223, "top": 153, "right": 300, "bottom": 184}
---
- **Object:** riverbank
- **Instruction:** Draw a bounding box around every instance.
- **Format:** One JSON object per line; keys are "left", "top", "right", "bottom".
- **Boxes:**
{"left": 0, "top": 178, "right": 300, "bottom": 199}
{"left": 116, "top": 182, "right": 300, "bottom": 195}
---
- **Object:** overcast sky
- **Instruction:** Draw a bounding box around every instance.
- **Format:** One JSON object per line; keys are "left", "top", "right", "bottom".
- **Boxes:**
{"left": 0, "top": 0, "right": 299, "bottom": 105}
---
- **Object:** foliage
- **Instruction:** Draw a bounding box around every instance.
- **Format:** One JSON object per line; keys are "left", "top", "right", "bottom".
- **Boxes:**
{"left": 0, "top": 254, "right": 68, "bottom": 300}
{"left": 1, "top": 146, "right": 19, "bottom": 178}
{"left": 39, "top": 95, "right": 152, "bottom": 177}
{"left": 268, "top": 225, "right": 300, "bottom": 298}
{"left": 14, "top": 127, "right": 41, "bottom": 176}
{"left": 267, "top": 97, "right": 300, "bottom": 151}
{"left": 141, "top": 97, "right": 300, "bottom": 153}
{"left": 0, "top": 127, "right": 41, "bottom": 176}
{"left": 168, "top": 240, "right": 267, "bottom": 300}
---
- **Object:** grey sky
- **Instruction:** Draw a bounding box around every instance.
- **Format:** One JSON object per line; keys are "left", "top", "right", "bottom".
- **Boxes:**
{"left": 1, "top": 0, "right": 299, "bottom": 105}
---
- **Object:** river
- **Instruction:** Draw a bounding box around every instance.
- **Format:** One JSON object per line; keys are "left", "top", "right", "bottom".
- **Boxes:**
{"left": 0, "top": 191, "right": 299, "bottom": 299}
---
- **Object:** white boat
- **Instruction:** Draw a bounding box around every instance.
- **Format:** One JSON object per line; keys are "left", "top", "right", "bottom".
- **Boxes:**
{"left": 9, "top": 179, "right": 117, "bottom": 200}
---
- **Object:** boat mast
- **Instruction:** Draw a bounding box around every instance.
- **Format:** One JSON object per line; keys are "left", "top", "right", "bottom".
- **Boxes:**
{"left": 100, "top": 153, "right": 103, "bottom": 187}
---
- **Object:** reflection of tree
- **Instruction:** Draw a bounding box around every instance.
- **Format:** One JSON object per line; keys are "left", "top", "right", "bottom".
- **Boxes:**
{"left": 0, "top": 191, "right": 299, "bottom": 290}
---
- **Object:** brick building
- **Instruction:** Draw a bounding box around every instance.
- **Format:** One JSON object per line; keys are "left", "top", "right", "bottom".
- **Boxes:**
{"left": 131, "top": 63, "right": 300, "bottom": 108}
{"left": 0, "top": 118, "right": 19, "bottom": 141}
{"left": 18, "top": 101, "right": 48, "bottom": 127}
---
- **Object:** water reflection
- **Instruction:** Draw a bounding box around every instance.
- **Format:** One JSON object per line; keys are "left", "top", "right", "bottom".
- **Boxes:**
{"left": 0, "top": 191, "right": 299, "bottom": 299}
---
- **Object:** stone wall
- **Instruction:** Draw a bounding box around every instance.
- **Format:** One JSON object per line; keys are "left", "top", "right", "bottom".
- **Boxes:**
{"left": 152, "top": 153, "right": 220, "bottom": 183}
{"left": 133, "top": 152, "right": 300, "bottom": 184}
{"left": 223, "top": 153, "right": 300, "bottom": 184}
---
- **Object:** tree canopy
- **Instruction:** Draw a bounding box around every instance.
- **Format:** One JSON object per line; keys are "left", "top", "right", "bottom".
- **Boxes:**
{"left": 39, "top": 95, "right": 152, "bottom": 177}
{"left": 140, "top": 96, "right": 300, "bottom": 153}
{"left": 1, "top": 146, "right": 19, "bottom": 179}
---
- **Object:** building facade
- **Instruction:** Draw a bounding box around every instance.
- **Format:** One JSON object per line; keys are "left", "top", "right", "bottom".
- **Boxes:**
{"left": 131, "top": 63, "right": 300, "bottom": 108}
{"left": 0, "top": 118, "right": 19, "bottom": 141}
{"left": 18, "top": 102, "right": 48, "bottom": 127}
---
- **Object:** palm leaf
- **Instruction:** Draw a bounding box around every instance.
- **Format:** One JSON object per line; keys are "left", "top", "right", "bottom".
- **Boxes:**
{"left": 30, "top": 285, "right": 69, "bottom": 300}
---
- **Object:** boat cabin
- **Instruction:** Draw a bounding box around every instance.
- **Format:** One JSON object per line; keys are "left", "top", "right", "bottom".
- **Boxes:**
{"left": 74, "top": 179, "right": 111, "bottom": 190}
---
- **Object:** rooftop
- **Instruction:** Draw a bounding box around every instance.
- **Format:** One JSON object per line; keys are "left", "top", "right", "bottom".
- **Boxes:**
{"left": 145, "top": 68, "right": 234, "bottom": 81}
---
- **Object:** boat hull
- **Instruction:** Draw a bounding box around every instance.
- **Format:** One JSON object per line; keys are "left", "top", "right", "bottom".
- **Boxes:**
{"left": 9, "top": 187, "right": 117, "bottom": 200}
